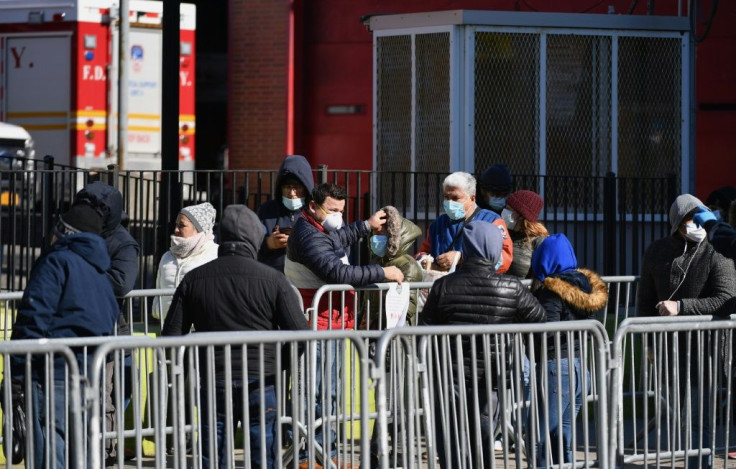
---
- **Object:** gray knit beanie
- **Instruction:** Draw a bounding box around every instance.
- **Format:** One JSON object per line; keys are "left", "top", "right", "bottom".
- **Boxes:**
{"left": 180, "top": 202, "right": 216, "bottom": 233}
{"left": 669, "top": 194, "right": 704, "bottom": 234}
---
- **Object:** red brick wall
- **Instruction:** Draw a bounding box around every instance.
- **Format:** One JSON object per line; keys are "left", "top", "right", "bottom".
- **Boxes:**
{"left": 228, "top": 0, "right": 290, "bottom": 170}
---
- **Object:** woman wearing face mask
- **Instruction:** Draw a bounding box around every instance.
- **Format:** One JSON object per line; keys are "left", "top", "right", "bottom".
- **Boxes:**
{"left": 361, "top": 205, "right": 423, "bottom": 329}
{"left": 502, "top": 190, "right": 549, "bottom": 278}
{"left": 637, "top": 193, "right": 736, "bottom": 469}
{"left": 153, "top": 202, "right": 219, "bottom": 321}
{"left": 359, "top": 205, "right": 423, "bottom": 467}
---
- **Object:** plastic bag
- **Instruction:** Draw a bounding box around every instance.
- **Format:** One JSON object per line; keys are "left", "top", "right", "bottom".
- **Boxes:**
{"left": 416, "top": 252, "right": 459, "bottom": 314}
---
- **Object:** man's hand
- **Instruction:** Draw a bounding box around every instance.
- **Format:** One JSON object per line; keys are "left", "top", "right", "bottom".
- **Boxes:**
{"left": 382, "top": 266, "right": 404, "bottom": 284}
{"left": 367, "top": 210, "right": 387, "bottom": 231}
{"left": 266, "top": 231, "right": 289, "bottom": 250}
{"left": 656, "top": 300, "right": 679, "bottom": 316}
{"left": 436, "top": 251, "right": 461, "bottom": 271}
{"left": 693, "top": 206, "right": 719, "bottom": 227}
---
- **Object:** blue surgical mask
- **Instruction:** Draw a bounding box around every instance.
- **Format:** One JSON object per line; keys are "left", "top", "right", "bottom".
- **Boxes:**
{"left": 494, "top": 254, "right": 503, "bottom": 272}
{"left": 443, "top": 200, "right": 466, "bottom": 220}
{"left": 282, "top": 196, "right": 305, "bottom": 211}
{"left": 369, "top": 235, "right": 388, "bottom": 257}
{"left": 489, "top": 196, "right": 507, "bottom": 212}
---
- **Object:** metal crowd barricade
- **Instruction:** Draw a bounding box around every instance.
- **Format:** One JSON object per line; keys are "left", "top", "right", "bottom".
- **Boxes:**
{"left": 0, "top": 338, "right": 87, "bottom": 469}
{"left": 86, "top": 330, "right": 373, "bottom": 469}
{"left": 372, "top": 320, "right": 611, "bottom": 469}
{"left": 610, "top": 316, "right": 736, "bottom": 468}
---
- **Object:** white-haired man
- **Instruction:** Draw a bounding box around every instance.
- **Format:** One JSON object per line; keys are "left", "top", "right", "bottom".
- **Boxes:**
{"left": 417, "top": 171, "right": 513, "bottom": 272}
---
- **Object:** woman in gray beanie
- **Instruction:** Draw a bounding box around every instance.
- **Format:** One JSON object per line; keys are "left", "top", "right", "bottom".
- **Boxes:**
{"left": 637, "top": 193, "right": 736, "bottom": 469}
{"left": 153, "top": 202, "right": 219, "bottom": 321}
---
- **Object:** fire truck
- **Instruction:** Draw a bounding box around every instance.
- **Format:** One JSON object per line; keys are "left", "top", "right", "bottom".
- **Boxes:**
{"left": 0, "top": 0, "right": 196, "bottom": 171}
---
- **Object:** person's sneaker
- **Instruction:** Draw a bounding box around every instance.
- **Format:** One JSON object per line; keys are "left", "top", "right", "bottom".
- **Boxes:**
{"left": 494, "top": 439, "right": 503, "bottom": 452}
{"left": 728, "top": 451, "right": 736, "bottom": 459}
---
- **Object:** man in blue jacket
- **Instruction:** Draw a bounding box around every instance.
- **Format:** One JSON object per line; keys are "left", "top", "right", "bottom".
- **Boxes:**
{"left": 10, "top": 204, "right": 119, "bottom": 469}
{"left": 258, "top": 155, "right": 315, "bottom": 271}
{"left": 74, "top": 181, "right": 140, "bottom": 461}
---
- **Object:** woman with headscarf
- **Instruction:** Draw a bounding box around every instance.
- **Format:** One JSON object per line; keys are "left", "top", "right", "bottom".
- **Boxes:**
{"left": 153, "top": 202, "right": 219, "bottom": 321}
{"left": 529, "top": 233, "right": 607, "bottom": 468}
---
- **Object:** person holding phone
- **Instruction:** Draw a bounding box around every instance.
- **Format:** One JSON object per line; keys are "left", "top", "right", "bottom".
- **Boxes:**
{"left": 258, "top": 155, "right": 315, "bottom": 271}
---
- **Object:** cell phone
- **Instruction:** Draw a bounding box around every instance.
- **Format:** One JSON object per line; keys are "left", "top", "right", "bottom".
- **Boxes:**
{"left": 280, "top": 227, "right": 292, "bottom": 235}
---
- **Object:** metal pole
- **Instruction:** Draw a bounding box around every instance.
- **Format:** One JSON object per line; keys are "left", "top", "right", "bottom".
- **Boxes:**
{"left": 108, "top": 7, "right": 120, "bottom": 163}
{"left": 158, "top": 0, "right": 182, "bottom": 263}
{"left": 117, "top": 0, "right": 130, "bottom": 170}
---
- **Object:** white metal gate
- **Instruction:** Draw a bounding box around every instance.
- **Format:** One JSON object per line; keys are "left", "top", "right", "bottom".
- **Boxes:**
{"left": 370, "top": 10, "right": 691, "bottom": 217}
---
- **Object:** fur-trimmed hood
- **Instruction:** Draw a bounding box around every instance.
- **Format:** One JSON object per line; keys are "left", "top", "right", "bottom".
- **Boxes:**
{"left": 382, "top": 205, "right": 422, "bottom": 259}
{"left": 542, "top": 268, "right": 608, "bottom": 313}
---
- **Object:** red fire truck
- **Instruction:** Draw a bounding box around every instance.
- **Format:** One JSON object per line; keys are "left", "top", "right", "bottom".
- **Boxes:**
{"left": 0, "top": 0, "right": 195, "bottom": 171}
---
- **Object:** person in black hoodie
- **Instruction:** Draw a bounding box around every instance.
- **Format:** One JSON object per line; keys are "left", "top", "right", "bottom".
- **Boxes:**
{"left": 258, "top": 154, "right": 315, "bottom": 271}
{"left": 529, "top": 233, "right": 608, "bottom": 468}
{"left": 421, "top": 221, "right": 545, "bottom": 469}
{"left": 73, "top": 181, "right": 140, "bottom": 462}
{"left": 163, "top": 205, "right": 309, "bottom": 469}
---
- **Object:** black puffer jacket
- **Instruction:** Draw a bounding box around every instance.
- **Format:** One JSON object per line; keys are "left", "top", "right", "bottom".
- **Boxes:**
{"left": 163, "top": 206, "right": 309, "bottom": 380}
{"left": 421, "top": 257, "right": 546, "bottom": 387}
{"left": 534, "top": 268, "right": 608, "bottom": 358}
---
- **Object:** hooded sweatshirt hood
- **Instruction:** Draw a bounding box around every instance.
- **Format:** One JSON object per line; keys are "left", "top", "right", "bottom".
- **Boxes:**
{"left": 53, "top": 232, "right": 111, "bottom": 274}
{"left": 219, "top": 205, "right": 265, "bottom": 259}
{"left": 531, "top": 233, "right": 577, "bottom": 282}
{"left": 73, "top": 181, "right": 124, "bottom": 234}
{"left": 274, "top": 155, "right": 315, "bottom": 199}
{"left": 461, "top": 221, "right": 503, "bottom": 266}
{"left": 381, "top": 205, "right": 422, "bottom": 259}
{"left": 669, "top": 193, "right": 704, "bottom": 235}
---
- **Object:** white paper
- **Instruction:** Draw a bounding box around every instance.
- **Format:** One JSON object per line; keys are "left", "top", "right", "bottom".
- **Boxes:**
{"left": 384, "top": 283, "right": 410, "bottom": 328}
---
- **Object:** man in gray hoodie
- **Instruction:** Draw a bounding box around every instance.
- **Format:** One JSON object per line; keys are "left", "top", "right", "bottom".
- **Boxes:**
{"left": 163, "top": 205, "right": 309, "bottom": 469}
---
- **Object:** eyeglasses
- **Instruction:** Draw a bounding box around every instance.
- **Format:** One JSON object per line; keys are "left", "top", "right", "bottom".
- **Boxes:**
{"left": 282, "top": 184, "right": 303, "bottom": 193}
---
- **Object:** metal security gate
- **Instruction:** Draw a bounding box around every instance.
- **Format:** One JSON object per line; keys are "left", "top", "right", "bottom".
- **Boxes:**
{"left": 370, "top": 10, "right": 691, "bottom": 220}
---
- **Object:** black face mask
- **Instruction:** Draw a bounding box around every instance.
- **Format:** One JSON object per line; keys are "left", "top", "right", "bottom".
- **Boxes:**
{"left": 54, "top": 215, "right": 79, "bottom": 238}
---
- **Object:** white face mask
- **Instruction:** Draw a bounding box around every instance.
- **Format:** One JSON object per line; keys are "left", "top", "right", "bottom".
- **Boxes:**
{"left": 282, "top": 196, "right": 305, "bottom": 211}
{"left": 501, "top": 208, "right": 516, "bottom": 230}
{"left": 322, "top": 212, "right": 344, "bottom": 232}
{"left": 684, "top": 222, "right": 706, "bottom": 243}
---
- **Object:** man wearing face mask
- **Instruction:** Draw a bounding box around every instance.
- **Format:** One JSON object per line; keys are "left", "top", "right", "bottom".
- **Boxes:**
{"left": 417, "top": 171, "right": 513, "bottom": 273}
{"left": 637, "top": 193, "right": 736, "bottom": 469}
{"left": 477, "top": 163, "right": 513, "bottom": 214}
{"left": 258, "top": 155, "right": 315, "bottom": 271}
{"left": 285, "top": 183, "right": 404, "bottom": 467}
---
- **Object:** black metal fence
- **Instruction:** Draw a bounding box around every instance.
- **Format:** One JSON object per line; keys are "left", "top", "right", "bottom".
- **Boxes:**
{"left": 0, "top": 156, "right": 675, "bottom": 291}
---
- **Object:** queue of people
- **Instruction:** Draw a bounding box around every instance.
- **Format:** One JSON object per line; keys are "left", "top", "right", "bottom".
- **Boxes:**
{"left": 7, "top": 157, "right": 736, "bottom": 469}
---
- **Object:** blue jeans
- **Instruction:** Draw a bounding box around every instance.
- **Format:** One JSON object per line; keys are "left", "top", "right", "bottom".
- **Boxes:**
{"left": 31, "top": 380, "right": 69, "bottom": 469}
{"left": 299, "top": 340, "right": 341, "bottom": 463}
{"left": 683, "top": 386, "right": 712, "bottom": 469}
{"left": 535, "top": 357, "right": 588, "bottom": 468}
{"left": 200, "top": 379, "right": 277, "bottom": 469}
{"left": 435, "top": 384, "right": 499, "bottom": 469}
